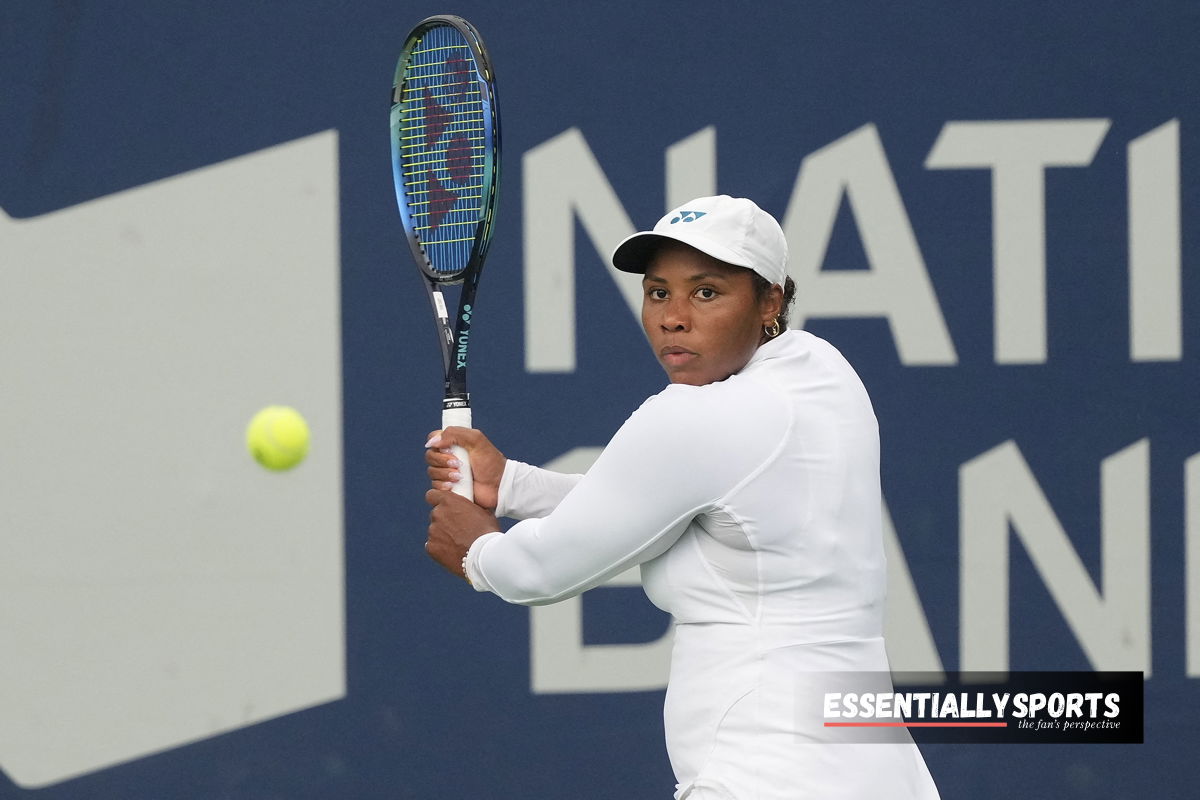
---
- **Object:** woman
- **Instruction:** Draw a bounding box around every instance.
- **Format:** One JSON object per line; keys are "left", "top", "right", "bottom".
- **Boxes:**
{"left": 424, "top": 196, "right": 941, "bottom": 800}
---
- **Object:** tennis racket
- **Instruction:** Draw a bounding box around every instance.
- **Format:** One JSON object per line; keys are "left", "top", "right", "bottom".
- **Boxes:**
{"left": 390, "top": 14, "right": 501, "bottom": 502}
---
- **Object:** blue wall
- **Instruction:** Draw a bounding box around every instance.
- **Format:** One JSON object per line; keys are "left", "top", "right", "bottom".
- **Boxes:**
{"left": 2, "top": 2, "right": 1194, "bottom": 797}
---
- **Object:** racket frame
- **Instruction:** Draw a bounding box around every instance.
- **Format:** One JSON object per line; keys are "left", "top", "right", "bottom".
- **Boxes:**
{"left": 390, "top": 14, "right": 501, "bottom": 501}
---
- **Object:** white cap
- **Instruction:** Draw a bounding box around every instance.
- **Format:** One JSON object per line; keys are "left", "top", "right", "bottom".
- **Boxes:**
{"left": 611, "top": 195, "right": 788, "bottom": 285}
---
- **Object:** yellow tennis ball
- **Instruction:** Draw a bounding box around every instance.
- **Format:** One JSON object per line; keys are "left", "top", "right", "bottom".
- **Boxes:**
{"left": 246, "top": 406, "right": 310, "bottom": 471}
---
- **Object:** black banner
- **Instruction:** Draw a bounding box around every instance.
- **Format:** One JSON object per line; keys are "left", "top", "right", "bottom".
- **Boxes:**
{"left": 812, "top": 672, "right": 1143, "bottom": 744}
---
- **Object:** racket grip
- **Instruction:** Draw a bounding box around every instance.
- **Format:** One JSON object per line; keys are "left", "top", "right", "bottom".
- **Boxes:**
{"left": 441, "top": 406, "right": 474, "bottom": 502}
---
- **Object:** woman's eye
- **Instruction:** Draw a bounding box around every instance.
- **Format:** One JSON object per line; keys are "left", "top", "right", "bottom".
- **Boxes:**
{"left": 696, "top": 287, "right": 717, "bottom": 299}
{"left": 648, "top": 287, "right": 667, "bottom": 300}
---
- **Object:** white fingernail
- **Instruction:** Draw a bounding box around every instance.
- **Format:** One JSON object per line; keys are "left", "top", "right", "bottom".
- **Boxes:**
{"left": 424, "top": 435, "right": 441, "bottom": 449}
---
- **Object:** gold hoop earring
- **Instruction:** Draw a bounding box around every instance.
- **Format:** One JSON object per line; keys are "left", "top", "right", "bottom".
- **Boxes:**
{"left": 764, "top": 318, "right": 781, "bottom": 338}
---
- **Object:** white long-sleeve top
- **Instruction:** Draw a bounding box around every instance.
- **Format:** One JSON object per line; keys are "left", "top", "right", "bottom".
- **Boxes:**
{"left": 465, "top": 330, "right": 940, "bottom": 799}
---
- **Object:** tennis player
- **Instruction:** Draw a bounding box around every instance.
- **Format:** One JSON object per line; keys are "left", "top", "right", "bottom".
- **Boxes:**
{"left": 424, "top": 196, "right": 941, "bottom": 799}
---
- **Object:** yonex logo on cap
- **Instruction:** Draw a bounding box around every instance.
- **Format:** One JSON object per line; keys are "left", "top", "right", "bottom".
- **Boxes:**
{"left": 612, "top": 195, "right": 788, "bottom": 286}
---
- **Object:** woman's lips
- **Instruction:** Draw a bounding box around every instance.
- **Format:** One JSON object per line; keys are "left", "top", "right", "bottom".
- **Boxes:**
{"left": 660, "top": 346, "right": 697, "bottom": 366}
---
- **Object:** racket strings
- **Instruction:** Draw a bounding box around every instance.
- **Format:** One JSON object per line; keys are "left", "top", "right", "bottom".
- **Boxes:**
{"left": 397, "top": 105, "right": 484, "bottom": 136}
{"left": 398, "top": 131, "right": 487, "bottom": 156}
{"left": 394, "top": 25, "right": 494, "bottom": 274}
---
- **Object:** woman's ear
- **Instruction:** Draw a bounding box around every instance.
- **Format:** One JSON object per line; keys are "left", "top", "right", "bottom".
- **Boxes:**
{"left": 761, "top": 282, "right": 784, "bottom": 324}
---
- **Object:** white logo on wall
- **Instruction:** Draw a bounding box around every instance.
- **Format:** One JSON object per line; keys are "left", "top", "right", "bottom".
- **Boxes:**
{"left": 0, "top": 132, "right": 346, "bottom": 788}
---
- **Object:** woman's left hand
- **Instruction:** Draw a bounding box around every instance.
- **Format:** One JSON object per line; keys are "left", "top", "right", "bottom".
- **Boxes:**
{"left": 424, "top": 489, "right": 502, "bottom": 579}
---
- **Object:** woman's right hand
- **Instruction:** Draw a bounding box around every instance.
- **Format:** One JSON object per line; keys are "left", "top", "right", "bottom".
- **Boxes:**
{"left": 424, "top": 426, "right": 505, "bottom": 513}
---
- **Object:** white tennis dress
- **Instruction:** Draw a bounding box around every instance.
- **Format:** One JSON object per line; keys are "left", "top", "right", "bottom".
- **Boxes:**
{"left": 464, "top": 330, "right": 940, "bottom": 800}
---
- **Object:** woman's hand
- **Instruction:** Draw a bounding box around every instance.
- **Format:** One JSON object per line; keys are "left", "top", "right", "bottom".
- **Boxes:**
{"left": 425, "top": 489, "right": 501, "bottom": 579}
{"left": 424, "top": 426, "right": 505, "bottom": 512}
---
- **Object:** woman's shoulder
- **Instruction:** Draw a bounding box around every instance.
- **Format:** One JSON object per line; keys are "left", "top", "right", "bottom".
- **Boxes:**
{"left": 608, "top": 379, "right": 791, "bottom": 484}
{"left": 631, "top": 371, "right": 793, "bottom": 441}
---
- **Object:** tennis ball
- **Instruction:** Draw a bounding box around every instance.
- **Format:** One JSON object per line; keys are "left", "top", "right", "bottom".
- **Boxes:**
{"left": 246, "top": 405, "right": 310, "bottom": 471}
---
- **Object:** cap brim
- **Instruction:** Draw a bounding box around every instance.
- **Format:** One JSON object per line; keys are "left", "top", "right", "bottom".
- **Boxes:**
{"left": 610, "top": 230, "right": 757, "bottom": 274}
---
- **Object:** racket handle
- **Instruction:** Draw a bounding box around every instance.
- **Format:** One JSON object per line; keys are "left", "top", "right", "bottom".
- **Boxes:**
{"left": 441, "top": 406, "right": 474, "bottom": 502}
